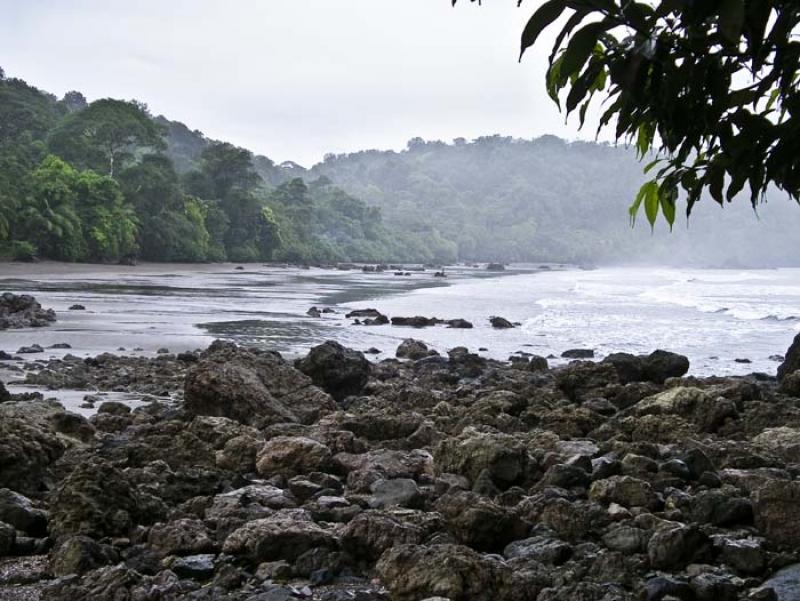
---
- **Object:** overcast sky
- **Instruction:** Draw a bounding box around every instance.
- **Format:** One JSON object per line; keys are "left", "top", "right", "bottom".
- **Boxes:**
{"left": 0, "top": 0, "right": 604, "bottom": 167}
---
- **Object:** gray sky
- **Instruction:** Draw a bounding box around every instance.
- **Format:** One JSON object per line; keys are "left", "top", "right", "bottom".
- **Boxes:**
{"left": 0, "top": 0, "right": 601, "bottom": 167}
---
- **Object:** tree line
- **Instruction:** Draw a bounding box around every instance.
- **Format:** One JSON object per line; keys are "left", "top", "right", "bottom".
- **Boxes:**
{"left": 0, "top": 70, "right": 453, "bottom": 264}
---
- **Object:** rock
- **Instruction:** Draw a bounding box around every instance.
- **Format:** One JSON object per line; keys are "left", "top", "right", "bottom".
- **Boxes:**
{"left": 716, "top": 536, "right": 766, "bottom": 575}
{"left": 391, "top": 316, "right": 442, "bottom": 327}
{"left": 641, "top": 349, "right": 690, "bottom": 383}
{"left": 68, "top": 304, "right": 86, "bottom": 310}
{"left": 644, "top": 576, "right": 694, "bottom": 601}
{"left": 561, "top": 349, "right": 595, "bottom": 359}
{"left": 396, "top": 339, "right": 434, "bottom": 360}
{"left": 295, "top": 341, "right": 371, "bottom": 400}
{"left": 602, "top": 526, "right": 650, "bottom": 554}
{"left": 0, "top": 488, "right": 48, "bottom": 536}
{"left": 341, "top": 509, "right": 442, "bottom": 560}
{"left": 49, "top": 343, "right": 72, "bottom": 349}
{"left": 0, "top": 521, "right": 14, "bottom": 556}
{"left": 589, "top": 475, "right": 661, "bottom": 510}
{"left": 778, "top": 333, "right": 800, "bottom": 382}
{"left": 16, "top": 344, "right": 44, "bottom": 354}
{"left": 0, "top": 399, "right": 86, "bottom": 496}
{"left": 486, "top": 263, "right": 506, "bottom": 271}
{"left": 368, "top": 478, "right": 423, "bottom": 509}
{"left": 779, "top": 371, "right": 800, "bottom": 396}
{"left": 447, "top": 318, "right": 473, "bottom": 329}
{"left": 435, "top": 491, "right": 527, "bottom": 551}
{"left": 184, "top": 340, "right": 336, "bottom": 427}
{"left": 756, "top": 563, "right": 800, "bottom": 601}
{"left": 489, "top": 316, "right": 514, "bottom": 329}
{"left": 753, "top": 427, "right": 800, "bottom": 463}
{"left": 147, "top": 518, "right": 216, "bottom": 556}
{"left": 435, "top": 428, "right": 530, "bottom": 489}
{"left": 0, "top": 292, "right": 56, "bottom": 329}
{"left": 49, "top": 457, "right": 153, "bottom": 539}
{"left": 49, "top": 535, "right": 117, "bottom": 576}
{"left": 255, "top": 436, "right": 332, "bottom": 478}
{"left": 753, "top": 480, "right": 800, "bottom": 547}
{"left": 169, "top": 554, "right": 216, "bottom": 580}
{"left": 307, "top": 307, "right": 322, "bottom": 318}
{"left": 647, "top": 523, "right": 709, "bottom": 569}
{"left": 376, "top": 543, "right": 516, "bottom": 601}
{"left": 603, "top": 352, "right": 645, "bottom": 383}
{"left": 222, "top": 510, "right": 338, "bottom": 562}
{"left": 346, "top": 308, "right": 384, "bottom": 319}
{"left": 503, "top": 535, "right": 572, "bottom": 565}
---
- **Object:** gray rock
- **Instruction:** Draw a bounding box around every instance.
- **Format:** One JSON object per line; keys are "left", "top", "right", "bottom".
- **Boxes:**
{"left": 0, "top": 488, "right": 48, "bottom": 536}
{"left": 170, "top": 554, "right": 216, "bottom": 580}
{"left": 369, "top": 478, "right": 423, "bottom": 509}
{"left": 757, "top": 563, "right": 800, "bottom": 601}
{"left": 295, "top": 341, "right": 371, "bottom": 401}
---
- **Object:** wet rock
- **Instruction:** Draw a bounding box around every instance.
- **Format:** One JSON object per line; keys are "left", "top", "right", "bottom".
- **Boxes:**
{"left": 307, "top": 307, "right": 322, "bottom": 318}
{"left": 447, "top": 318, "right": 473, "bottom": 329}
{"left": 647, "top": 523, "right": 709, "bottom": 569}
{"left": 147, "top": 518, "right": 216, "bottom": 556}
{"left": 504, "top": 535, "right": 572, "bottom": 565}
{"left": 0, "top": 489, "right": 48, "bottom": 536}
{"left": 754, "top": 427, "right": 800, "bottom": 463}
{"left": 753, "top": 480, "right": 800, "bottom": 547}
{"left": 716, "top": 536, "right": 766, "bottom": 575}
{"left": 295, "top": 341, "right": 371, "bottom": 401}
{"left": 0, "top": 292, "right": 56, "bottom": 329}
{"left": 779, "top": 371, "right": 800, "bottom": 396}
{"left": 49, "top": 535, "right": 117, "bottom": 576}
{"left": 68, "top": 304, "right": 85, "bottom": 310}
{"left": 169, "top": 553, "right": 216, "bottom": 580}
{"left": 222, "top": 510, "right": 338, "bottom": 562}
{"left": 396, "top": 339, "right": 433, "bottom": 360}
{"left": 777, "top": 333, "right": 800, "bottom": 382}
{"left": 255, "top": 436, "right": 332, "bottom": 478}
{"left": 602, "top": 525, "right": 650, "bottom": 554}
{"left": 556, "top": 360, "right": 619, "bottom": 402}
{"left": 434, "top": 428, "right": 530, "bottom": 489}
{"left": 16, "top": 344, "right": 44, "bottom": 354}
{"left": 562, "top": 349, "right": 595, "bottom": 359}
{"left": 184, "top": 340, "right": 336, "bottom": 427}
{"left": 489, "top": 316, "right": 514, "bottom": 329}
{"left": 391, "top": 316, "right": 442, "bottom": 328}
{"left": 756, "top": 563, "right": 800, "bottom": 601}
{"left": 603, "top": 353, "right": 645, "bottom": 383}
{"left": 341, "top": 509, "right": 442, "bottom": 560}
{"left": 435, "top": 491, "right": 527, "bottom": 552}
{"left": 0, "top": 522, "right": 14, "bottom": 556}
{"left": 589, "top": 475, "right": 660, "bottom": 510}
{"left": 643, "top": 576, "right": 693, "bottom": 601}
{"left": 376, "top": 543, "right": 518, "bottom": 601}
{"left": 641, "top": 349, "right": 690, "bottom": 384}
{"left": 368, "top": 478, "right": 423, "bottom": 509}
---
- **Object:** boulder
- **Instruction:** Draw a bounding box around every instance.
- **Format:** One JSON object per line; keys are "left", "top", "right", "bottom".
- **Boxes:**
{"left": 341, "top": 509, "right": 442, "bottom": 560}
{"left": 435, "top": 491, "right": 528, "bottom": 551}
{"left": 396, "top": 339, "right": 434, "bottom": 360}
{"left": 503, "top": 535, "right": 572, "bottom": 565}
{"left": 392, "top": 316, "right": 442, "bottom": 327}
{"left": 434, "top": 428, "right": 530, "bottom": 489}
{"left": 753, "top": 427, "right": 800, "bottom": 463}
{"left": 778, "top": 333, "right": 800, "bottom": 382}
{"left": 0, "top": 292, "right": 56, "bottom": 329}
{"left": 641, "top": 349, "right": 690, "bottom": 384}
{"left": 147, "top": 518, "right": 216, "bottom": 556}
{"left": 295, "top": 341, "right": 371, "bottom": 401}
{"left": 222, "top": 509, "right": 338, "bottom": 562}
{"left": 755, "top": 563, "right": 800, "bottom": 601}
{"left": 0, "top": 488, "right": 48, "bottom": 536}
{"left": 184, "top": 340, "right": 336, "bottom": 427}
{"left": 49, "top": 535, "right": 117, "bottom": 576}
{"left": 0, "top": 521, "right": 14, "bottom": 556}
{"left": 589, "top": 475, "right": 661, "bottom": 510}
{"left": 647, "top": 523, "right": 709, "bottom": 569}
{"left": 489, "top": 316, "right": 514, "bottom": 329}
{"left": 447, "top": 318, "right": 473, "bottom": 329}
{"left": 753, "top": 480, "right": 800, "bottom": 547}
{"left": 368, "top": 478, "right": 423, "bottom": 509}
{"left": 255, "top": 436, "right": 332, "bottom": 478}
{"left": 169, "top": 554, "right": 216, "bottom": 580}
{"left": 561, "top": 349, "right": 595, "bottom": 359}
{"left": 603, "top": 352, "right": 645, "bottom": 383}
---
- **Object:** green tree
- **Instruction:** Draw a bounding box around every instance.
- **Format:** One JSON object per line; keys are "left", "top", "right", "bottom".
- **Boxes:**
{"left": 455, "top": 0, "right": 799, "bottom": 227}
{"left": 49, "top": 98, "right": 165, "bottom": 176}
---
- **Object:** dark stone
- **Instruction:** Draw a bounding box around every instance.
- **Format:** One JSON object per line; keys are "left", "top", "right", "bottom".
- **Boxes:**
{"left": 489, "top": 316, "right": 514, "bottom": 329}
{"left": 778, "top": 333, "right": 800, "bottom": 382}
{"left": 561, "top": 349, "right": 595, "bottom": 359}
{"left": 642, "top": 349, "right": 690, "bottom": 384}
{"left": 295, "top": 341, "right": 371, "bottom": 401}
{"left": 170, "top": 554, "right": 216, "bottom": 580}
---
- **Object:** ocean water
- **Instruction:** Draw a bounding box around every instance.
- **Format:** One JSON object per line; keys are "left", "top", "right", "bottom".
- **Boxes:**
{"left": 1, "top": 262, "right": 798, "bottom": 378}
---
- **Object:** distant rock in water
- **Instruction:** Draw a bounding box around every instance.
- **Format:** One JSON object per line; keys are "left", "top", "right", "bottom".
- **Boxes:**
{"left": 396, "top": 339, "right": 436, "bottom": 360}
{"left": 306, "top": 306, "right": 321, "bottom": 318}
{"left": 486, "top": 263, "right": 505, "bottom": 272}
{"left": 489, "top": 316, "right": 514, "bottom": 329}
{"left": 0, "top": 292, "right": 56, "bottom": 329}
{"left": 603, "top": 349, "right": 690, "bottom": 384}
{"left": 446, "top": 318, "right": 473, "bottom": 329}
{"left": 69, "top": 304, "right": 86, "bottom": 311}
{"left": 391, "top": 316, "right": 442, "bottom": 328}
{"left": 17, "top": 344, "right": 45, "bottom": 354}
{"left": 561, "top": 349, "right": 595, "bottom": 359}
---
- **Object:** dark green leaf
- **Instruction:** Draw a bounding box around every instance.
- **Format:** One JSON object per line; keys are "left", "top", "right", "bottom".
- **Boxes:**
{"left": 520, "top": 0, "right": 568, "bottom": 60}
{"left": 719, "top": 0, "right": 745, "bottom": 43}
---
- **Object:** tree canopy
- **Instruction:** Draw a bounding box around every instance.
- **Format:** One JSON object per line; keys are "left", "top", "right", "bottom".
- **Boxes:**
{"left": 455, "top": 0, "right": 799, "bottom": 228}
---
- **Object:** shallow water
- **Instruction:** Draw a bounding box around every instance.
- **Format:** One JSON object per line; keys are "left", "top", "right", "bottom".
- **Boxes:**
{"left": 1, "top": 262, "right": 798, "bottom": 379}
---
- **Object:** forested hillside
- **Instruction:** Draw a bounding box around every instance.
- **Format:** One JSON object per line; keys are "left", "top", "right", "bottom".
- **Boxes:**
{"left": 0, "top": 69, "right": 451, "bottom": 264}
{"left": 2, "top": 67, "right": 798, "bottom": 266}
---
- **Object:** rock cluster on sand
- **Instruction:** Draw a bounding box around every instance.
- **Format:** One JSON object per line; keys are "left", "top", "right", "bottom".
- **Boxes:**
{"left": 0, "top": 293, "right": 56, "bottom": 329}
{"left": 1, "top": 338, "right": 800, "bottom": 600}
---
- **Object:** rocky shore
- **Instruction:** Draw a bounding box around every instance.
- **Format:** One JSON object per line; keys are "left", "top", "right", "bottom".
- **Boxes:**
{"left": 1, "top": 333, "right": 800, "bottom": 601}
